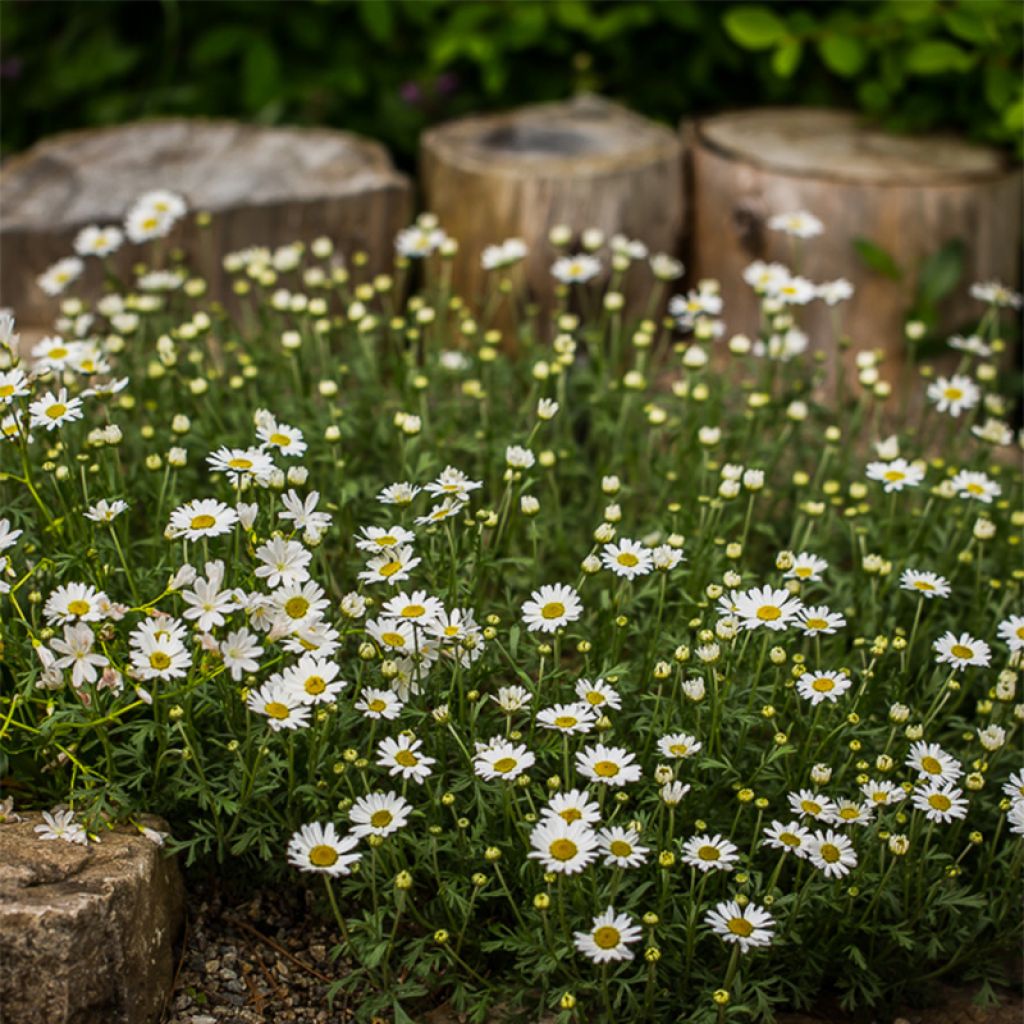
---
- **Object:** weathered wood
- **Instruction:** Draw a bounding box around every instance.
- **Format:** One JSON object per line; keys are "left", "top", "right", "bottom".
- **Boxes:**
{"left": 689, "top": 108, "right": 1022, "bottom": 364}
{"left": 421, "top": 95, "right": 685, "bottom": 309}
{"left": 1, "top": 119, "right": 413, "bottom": 324}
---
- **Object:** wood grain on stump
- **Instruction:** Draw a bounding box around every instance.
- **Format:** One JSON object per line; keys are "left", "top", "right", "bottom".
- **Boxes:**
{"left": 689, "top": 108, "right": 1021, "bottom": 363}
{"left": 422, "top": 95, "right": 684, "bottom": 309}
{"left": 1, "top": 119, "right": 413, "bottom": 324}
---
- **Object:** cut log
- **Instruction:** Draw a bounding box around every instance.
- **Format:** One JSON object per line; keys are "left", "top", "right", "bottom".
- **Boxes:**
{"left": 689, "top": 108, "right": 1022, "bottom": 366}
{"left": 0, "top": 119, "right": 413, "bottom": 325}
{"left": 421, "top": 95, "right": 685, "bottom": 310}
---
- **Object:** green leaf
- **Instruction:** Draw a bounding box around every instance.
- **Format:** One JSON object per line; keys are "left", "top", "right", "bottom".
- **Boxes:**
{"left": 723, "top": 5, "right": 788, "bottom": 50}
{"left": 818, "top": 34, "right": 867, "bottom": 77}
{"left": 772, "top": 38, "right": 803, "bottom": 78}
{"left": 358, "top": 0, "right": 394, "bottom": 44}
{"left": 858, "top": 79, "right": 890, "bottom": 114}
{"left": 943, "top": 7, "right": 992, "bottom": 44}
{"left": 905, "top": 39, "right": 974, "bottom": 75}
{"left": 917, "top": 239, "right": 965, "bottom": 306}
{"left": 1004, "top": 96, "right": 1024, "bottom": 132}
{"left": 853, "top": 237, "right": 902, "bottom": 280}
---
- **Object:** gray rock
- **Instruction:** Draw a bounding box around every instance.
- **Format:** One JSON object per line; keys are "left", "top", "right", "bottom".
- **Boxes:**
{"left": 0, "top": 813, "right": 185, "bottom": 1024}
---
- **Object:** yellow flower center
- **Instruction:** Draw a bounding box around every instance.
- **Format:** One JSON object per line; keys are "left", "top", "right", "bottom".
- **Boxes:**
{"left": 401, "top": 605, "right": 426, "bottom": 618}
{"left": 49, "top": 347, "right": 68, "bottom": 359}
{"left": 541, "top": 601, "right": 565, "bottom": 620}
{"left": 914, "top": 581, "right": 934, "bottom": 591}
{"left": 304, "top": 675, "right": 326, "bottom": 695}
{"left": 806, "top": 618, "right": 827, "bottom": 630}
{"left": 669, "top": 743, "right": 689, "bottom": 756}
{"left": 444, "top": 625, "right": 460, "bottom": 636}
{"left": 584, "top": 692, "right": 604, "bottom": 705}
{"left": 697, "top": 845, "right": 720, "bottom": 861}
{"left": 367, "top": 699, "right": 387, "bottom": 713}
{"left": 727, "top": 917, "right": 753, "bottom": 937}
{"left": 594, "top": 760, "right": 619, "bottom": 778}
{"left": 190, "top": 514, "right": 216, "bottom": 530}
{"left": 838, "top": 806, "right": 859, "bottom": 820}
{"left": 609, "top": 840, "right": 632, "bottom": 858}
{"left": 549, "top": 838, "right": 578, "bottom": 861}
{"left": 812, "top": 677, "right": 835, "bottom": 693}
{"left": 149, "top": 651, "right": 172, "bottom": 670}
{"left": 965, "top": 483, "right": 984, "bottom": 495}
{"left": 593, "top": 925, "right": 621, "bottom": 949}
{"left": 921, "top": 756, "right": 942, "bottom": 775}
{"left": 309, "top": 844, "right": 338, "bottom": 867}
{"left": 560, "top": 808, "right": 582, "bottom": 823}
{"left": 46, "top": 403, "right": 68, "bottom": 419}
{"left": 780, "top": 832, "right": 800, "bottom": 847}
{"left": 944, "top": 387, "right": 964, "bottom": 401}
{"left": 950, "top": 644, "right": 973, "bottom": 659}
{"left": 820, "top": 843, "right": 840, "bottom": 863}
{"left": 617, "top": 553, "right": 639, "bottom": 567}
{"left": 285, "top": 596, "right": 310, "bottom": 619}
{"left": 379, "top": 560, "right": 403, "bottom": 578}
{"left": 228, "top": 457, "right": 253, "bottom": 470}
{"left": 375, "top": 535, "right": 398, "bottom": 546}
{"left": 0, "top": 384, "right": 13, "bottom": 398}
{"left": 928, "top": 794, "right": 952, "bottom": 812}
{"left": 492, "top": 757, "right": 517, "bottom": 774}
{"left": 67, "top": 599, "right": 91, "bottom": 616}
{"left": 395, "top": 749, "right": 418, "bottom": 767}
{"left": 265, "top": 701, "right": 290, "bottom": 720}
{"left": 801, "top": 800, "right": 821, "bottom": 815}
{"left": 884, "top": 470, "right": 905, "bottom": 482}
{"left": 554, "top": 715, "right": 579, "bottom": 729}
{"left": 269, "top": 433, "right": 290, "bottom": 447}
{"left": 756, "top": 605, "right": 781, "bottom": 621}
{"left": 795, "top": 567, "right": 812, "bottom": 578}
{"left": 370, "top": 810, "right": 393, "bottom": 828}
{"left": 380, "top": 631, "right": 406, "bottom": 648}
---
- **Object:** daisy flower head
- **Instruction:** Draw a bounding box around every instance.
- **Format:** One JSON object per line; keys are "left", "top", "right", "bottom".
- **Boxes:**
{"left": 681, "top": 833, "right": 739, "bottom": 873}
{"left": 762, "top": 820, "right": 812, "bottom": 858}
{"left": 551, "top": 254, "right": 601, "bottom": 284}
{"left": 773, "top": 274, "right": 817, "bottom": 306}
{"left": 997, "top": 615, "right": 1024, "bottom": 653}
{"left": 129, "top": 617, "right": 191, "bottom": 681}
{"left": 521, "top": 583, "right": 582, "bottom": 634}
{"left": 542, "top": 789, "right": 603, "bottom": 827}
{"left": 950, "top": 469, "right": 1001, "bottom": 504}
{"left": 415, "top": 497, "right": 464, "bottom": 527}
{"left": 380, "top": 589, "right": 444, "bottom": 624}
{"left": 705, "top": 900, "right": 775, "bottom": 953}
{"left": 927, "top": 374, "right": 979, "bottom": 417}
{"left": 808, "top": 829, "right": 857, "bottom": 878}
{"left": 576, "top": 743, "right": 642, "bottom": 788}
{"left": 181, "top": 560, "right": 238, "bottom": 632}
{"left": 247, "top": 681, "right": 310, "bottom": 731}
{"left": 788, "top": 789, "right": 836, "bottom": 822}
{"left": 574, "top": 677, "right": 622, "bottom": 711}
{"left": 349, "top": 791, "right": 412, "bottom": 838}
{"left": 743, "top": 260, "right": 790, "bottom": 294}
{"left": 537, "top": 702, "right": 597, "bottom": 735}
{"left": 355, "top": 687, "right": 404, "bottom": 720}
{"left": 366, "top": 617, "right": 415, "bottom": 656}
{"left": 376, "top": 734, "right": 435, "bottom": 784}
{"left": 279, "top": 489, "right": 332, "bottom": 534}
{"left": 29, "top": 388, "right": 84, "bottom": 431}
{"left": 1002, "top": 770, "right": 1024, "bottom": 803}
{"left": 900, "top": 569, "right": 951, "bottom": 600}
{"left": 786, "top": 552, "right": 828, "bottom": 582}
{"left": 933, "top": 631, "right": 991, "bottom": 671}
{"left": 948, "top": 333, "right": 992, "bottom": 358}
{"left": 528, "top": 816, "right": 599, "bottom": 875}
{"left": 865, "top": 457, "right": 925, "bottom": 493}
{"left": 506, "top": 444, "right": 535, "bottom": 469}
{"left": 767, "top": 210, "right": 824, "bottom": 238}
{"left": 168, "top": 499, "right": 239, "bottom": 541}
{"left": 912, "top": 783, "right": 968, "bottom": 824}
{"left": 827, "top": 799, "right": 875, "bottom": 827}
{"left": 796, "top": 670, "right": 853, "bottom": 706}
{"left": 377, "top": 481, "right": 422, "bottom": 506}
{"left": 730, "top": 585, "right": 803, "bottom": 632}
{"left": 492, "top": 684, "right": 532, "bottom": 714}
{"left": 254, "top": 536, "right": 312, "bottom": 589}
{"left": 860, "top": 780, "right": 906, "bottom": 807}
{"left": 817, "top": 278, "right": 853, "bottom": 305}
{"left": 573, "top": 907, "right": 642, "bottom": 963}
{"left": 658, "top": 732, "right": 702, "bottom": 760}
{"left": 424, "top": 466, "right": 483, "bottom": 503}
{"left": 0, "top": 519, "right": 23, "bottom": 552}
{"left": 74, "top": 224, "right": 124, "bottom": 258}
{"left": 49, "top": 622, "right": 108, "bottom": 688}
{"left": 286, "top": 822, "right": 360, "bottom": 876}
{"left": 970, "top": 280, "right": 1023, "bottom": 308}
{"left": 358, "top": 545, "right": 422, "bottom": 587}
{"left": 43, "top": 582, "right": 109, "bottom": 625}
{"left": 601, "top": 538, "right": 653, "bottom": 580}
{"left": 256, "top": 416, "right": 307, "bottom": 458}
{"left": 219, "top": 627, "right": 264, "bottom": 681}
{"left": 84, "top": 499, "right": 129, "bottom": 524}
{"left": 0, "top": 368, "right": 29, "bottom": 405}
{"left": 207, "top": 446, "right": 275, "bottom": 487}
{"left": 33, "top": 335, "right": 83, "bottom": 369}
{"left": 35, "top": 808, "right": 89, "bottom": 846}
{"left": 355, "top": 525, "right": 416, "bottom": 553}
{"left": 906, "top": 741, "right": 962, "bottom": 784}
{"left": 280, "top": 654, "right": 347, "bottom": 705}
{"left": 38, "top": 256, "right": 84, "bottom": 296}
{"left": 797, "top": 605, "right": 846, "bottom": 636}
{"left": 1008, "top": 801, "right": 1024, "bottom": 836}
{"left": 598, "top": 826, "right": 650, "bottom": 869}
{"left": 271, "top": 581, "right": 329, "bottom": 632}
{"left": 473, "top": 738, "right": 536, "bottom": 781}
{"left": 395, "top": 223, "right": 447, "bottom": 258}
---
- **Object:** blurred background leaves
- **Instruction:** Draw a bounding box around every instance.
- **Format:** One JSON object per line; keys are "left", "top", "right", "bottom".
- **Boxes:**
{"left": 2, "top": 0, "right": 1021, "bottom": 165}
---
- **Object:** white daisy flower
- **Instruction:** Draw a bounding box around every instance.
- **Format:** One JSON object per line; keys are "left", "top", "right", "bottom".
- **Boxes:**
{"left": 527, "top": 817, "right": 599, "bottom": 874}
{"left": 29, "top": 388, "right": 84, "bottom": 431}
{"left": 219, "top": 628, "right": 264, "bottom": 681}
{"left": 279, "top": 654, "right": 347, "bottom": 705}
{"left": 355, "top": 525, "right": 416, "bottom": 553}
{"left": 355, "top": 687, "right": 404, "bottom": 720}
{"left": 601, "top": 539, "right": 654, "bottom": 580}
{"left": 705, "top": 899, "right": 775, "bottom": 953}
{"left": 49, "top": 622, "right": 108, "bottom": 688}
{"left": 969, "top": 280, "right": 1022, "bottom": 308}
{"left": 826, "top": 799, "right": 875, "bottom": 827}
{"left": 786, "top": 552, "right": 828, "bottom": 582}
{"left": 576, "top": 743, "right": 642, "bottom": 787}
{"left": 168, "top": 499, "right": 239, "bottom": 541}
{"left": 551, "top": 254, "right": 601, "bottom": 284}
{"left": 761, "top": 820, "right": 812, "bottom": 858}
{"left": 207, "top": 446, "right": 276, "bottom": 487}
{"left": 574, "top": 677, "right": 622, "bottom": 711}
{"left": 997, "top": 615, "right": 1024, "bottom": 653}
{"left": 35, "top": 808, "right": 89, "bottom": 846}
{"left": 376, "top": 735, "right": 435, "bottom": 784}
{"left": 660, "top": 781, "right": 691, "bottom": 806}
{"left": 767, "top": 210, "right": 823, "bottom": 238}
{"left": 541, "top": 789, "right": 603, "bottom": 827}
{"left": 377, "top": 482, "right": 422, "bottom": 506}
{"left": 254, "top": 537, "right": 312, "bottom": 589}
{"left": 279, "top": 489, "right": 332, "bottom": 534}
{"left": 860, "top": 780, "right": 905, "bottom": 807}
{"left": 796, "top": 670, "right": 853, "bottom": 705}
{"left": 597, "top": 826, "right": 649, "bottom": 869}
{"left": 573, "top": 907, "right": 642, "bottom": 963}
{"left": 271, "top": 581, "right": 329, "bottom": 632}
{"left": 730, "top": 585, "right": 803, "bottom": 632}
{"left": 129, "top": 617, "right": 191, "bottom": 681}
{"left": 788, "top": 789, "right": 836, "bottom": 822}
{"left": 74, "top": 224, "right": 124, "bottom": 258}
{"left": 933, "top": 631, "right": 991, "bottom": 670}
{"left": 807, "top": 829, "right": 857, "bottom": 877}
{"left": 773, "top": 274, "right": 817, "bottom": 306}
{"left": 1007, "top": 801, "right": 1024, "bottom": 836}
{"left": 358, "top": 545, "right": 422, "bottom": 586}
{"left": 415, "top": 497, "right": 464, "bottom": 526}
{"left": 424, "top": 466, "right": 483, "bottom": 502}
{"left": 537, "top": 702, "right": 597, "bottom": 735}
{"left": 911, "top": 783, "right": 968, "bottom": 823}
{"left": 0, "top": 368, "right": 29, "bottom": 405}
{"left": 797, "top": 605, "right": 846, "bottom": 636}
{"left": 84, "top": 498, "right": 129, "bottom": 524}
{"left": 286, "top": 822, "right": 360, "bottom": 876}
{"left": 491, "top": 685, "right": 532, "bottom": 714}
{"left": 950, "top": 469, "right": 1001, "bottom": 504}
{"left": 43, "top": 582, "right": 109, "bottom": 624}
{"left": 681, "top": 833, "right": 739, "bottom": 873}
{"left": 395, "top": 224, "right": 447, "bottom": 258}
{"left": 32, "top": 335, "right": 83, "bottom": 369}
{"left": 380, "top": 590, "right": 444, "bottom": 624}
{"left": 865, "top": 457, "right": 925, "bottom": 493}
{"left": 927, "top": 374, "right": 979, "bottom": 417}
{"left": 473, "top": 738, "right": 535, "bottom": 781}
{"left": 256, "top": 417, "right": 307, "bottom": 458}
{"left": 124, "top": 204, "right": 176, "bottom": 244}
{"left": 817, "top": 278, "right": 853, "bottom": 305}
{"left": 906, "top": 741, "right": 962, "bottom": 784}
{"left": 247, "top": 681, "right": 310, "bottom": 731}
{"left": 657, "top": 732, "right": 702, "bottom": 759}
{"left": 37, "top": 257, "right": 84, "bottom": 296}
{"left": 0, "top": 518, "right": 23, "bottom": 551}
{"left": 506, "top": 444, "right": 535, "bottom": 469}
{"left": 366, "top": 617, "right": 416, "bottom": 656}
{"left": 521, "top": 583, "right": 583, "bottom": 633}
{"left": 181, "top": 560, "right": 238, "bottom": 632}
{"left": 349, "top": 792, "right": 412, "bottom": 838}
{"left": 743, "top": 260, "right": 790, "bottom": 293}
{"left": 899, "top": 569, "right": 951, "bottom": 600}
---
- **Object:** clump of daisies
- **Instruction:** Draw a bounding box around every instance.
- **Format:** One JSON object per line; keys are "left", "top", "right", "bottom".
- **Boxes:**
{"left": 1, "top": 196, "right": 1021, "bottom": 1023}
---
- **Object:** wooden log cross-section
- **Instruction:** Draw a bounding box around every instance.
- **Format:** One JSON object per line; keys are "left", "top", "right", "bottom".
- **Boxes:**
{"left": 422, "top": 95, "right": 685, "bottom": 311}
{"left": 0, "top": 119, "right": 413, "bottom": 327}
{"left": 689, "top": 108, "right": 1022, "bottom": 367}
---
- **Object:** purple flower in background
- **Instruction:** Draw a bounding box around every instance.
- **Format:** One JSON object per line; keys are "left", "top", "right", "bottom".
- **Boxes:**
{"left": 399, "top": 81, "right": 422, "bottom": 106}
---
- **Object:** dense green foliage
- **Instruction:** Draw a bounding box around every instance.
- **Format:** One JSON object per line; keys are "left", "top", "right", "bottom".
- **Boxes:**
{"left": 3, "top": 0, "right": 1021, "bottom": 163}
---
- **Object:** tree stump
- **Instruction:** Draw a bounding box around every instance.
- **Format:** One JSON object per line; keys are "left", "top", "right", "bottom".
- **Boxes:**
{"left": 421, "top": 95, "right": 684, "bottom": 310}
{"left": 0, "top": 119, "right": 413, "bottom": 326}
{"left": 689, "top": 108, "right": 1021, "bottom": 365}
